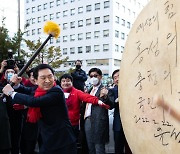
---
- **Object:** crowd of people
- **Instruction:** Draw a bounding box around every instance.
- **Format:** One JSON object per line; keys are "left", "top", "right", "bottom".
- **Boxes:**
{"left": 0, "top": 59, "right": 132, "bottom": 154}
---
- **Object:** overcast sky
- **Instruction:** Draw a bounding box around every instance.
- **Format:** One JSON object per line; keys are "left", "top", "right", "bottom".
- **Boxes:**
{"left": 0, "top": 0, "right": 24, "bottom": 36}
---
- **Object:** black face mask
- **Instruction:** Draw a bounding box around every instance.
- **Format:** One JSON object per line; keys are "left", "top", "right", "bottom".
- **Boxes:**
{"left": 76, "top": 65, "right": 81, "bottom": 69}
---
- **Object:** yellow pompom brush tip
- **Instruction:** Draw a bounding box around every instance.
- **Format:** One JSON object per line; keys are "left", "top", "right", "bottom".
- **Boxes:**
{"left": 43, "top": 21, "right": 60, "bottom": 39}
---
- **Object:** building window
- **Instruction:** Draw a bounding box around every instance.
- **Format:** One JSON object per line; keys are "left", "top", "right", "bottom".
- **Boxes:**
{"left": 78, "top": 33, "right": 83, "bottom": 40}
{"left": 63, "top": 48, "right": 67, "bottom": 55}
{"left": 56, "top": 0, "right": 61, "bottom": 6}
{"left": 63, "top": 23, "right": 68, "bottom": 30}
{"left": 26, "top": 8, "right": 30, "bottom": 14}
{"left": 50, "top": 37, "right": 54, "bottom": 44}
{"left": 114, "top": 59, "right": 121, "bottom": 66}
{"left": 32, "top": 7, "right": 35, "bottom": 13}
{"left": 115, "top": 44, "right": 119, "bottom": 52}
{"left": 63, "top": 10, "right": 68, "bottom": 17}
{"left": 37, "top": 5, "right": 41, "bottom": 11}
{"left": 104, "top": 1, "right": 110, "bottom": 8}
{"left": 78, "top": 47, "right": 83, "bottom": 53}
{"left": 122, "top": 5, "right": 125, "bottom": 12}
{"left": 37, "top": 17, "right": 41, "bottom": 23}
{"left": 56, "top": 37, "right": 60, "bottom": 43}
{"left": 56, "top": 12, "right": 61, "bottom": 19}
{"left": 115, "top": 16, "right": 119, "bottom": 23}
{"left": 32, "top": 18, "right": 35, "bottom": 24}
{"left": 70, "top": 8, "right": 75, "bottom": 16}
{"left": 32, "top": 29, "right": 35, "bottom": 35}
{"left": 70, "top": 21, "right": 75, "bottom": 28}
{"left": 78, "top": 6, "right": 83, "bottom": 14}
{"left": 103, "top": 44, "right": 109, "bottom": 52}
{"left": 43, "top": 3, "right": 48, "bottom": 10}
{"left": 104, "top": 15, "right": 109, "bottom": 23}
{"left": 70, "top": 34, "right": 75, "bottom": 41}
{"left": 26, "top": 30, "right": 30, "bottom": 36}
{"left": 103, "top": 29, "right": 109, "bottom": 37}
{"left": 94, "top": 45, "right": 100, "bottom": 52}
{"left": 116, "top": 2, "right": 120, "bottom": 10}
{"left": 95, "top": 3, "right": 100, "bottom": 10}
{"left": 86, "top": 5, "right": 91, "bottom": 12}
{"left": 86, "top": 32, "right": 91, "bottom": 39}
{"left": 127, "top": 22, "right": 131, "bottom": 29}
{"left": 70, "top": 47, "right": 75, "bottom": 54}
{"left": 115, "top": 30, "right": 119, "bottom": 38}
{"left": 43, "top": 15, "right": 48, "bottom": 21}
{"left": 95, "top": 17, "right": 100, "bottom": 24}
{"left": 63, "top": 35, "right": 68, "bottom": 42}
{"left": 122, "top": 19, "right": 125, "bottom": 26}
{"left": 121, "top": 46, "right": 124, "bottom": 53}
{"left": 86, "top": 46, "right": 91, "bottom": 53}
{"left": 50, "top": 13, "right": 54, "bottom": 20}
{"left": 121, "top": 32, "right": 125, "bottom": 40}
{"left": 128, "top": 9, "right": 131, "bottom": 15}
{"left": 78, "top": 20, "right": 83, "bottom": 27}
{"left": 86, "top": 18, "right": 91, "bottom": 26}
{"left": 94, "top": 31, "right": 100, "bottom": 38}
{"left": 50, "top": 1, "right": 54, "bottom": 8}
{"left": 63, "top": 0, "right": 68, "bottom": 4}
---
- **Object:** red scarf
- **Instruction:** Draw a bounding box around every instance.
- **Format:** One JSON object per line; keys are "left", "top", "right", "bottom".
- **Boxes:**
{"left": 27, "top": 82, "right": 56, "bottom": 123}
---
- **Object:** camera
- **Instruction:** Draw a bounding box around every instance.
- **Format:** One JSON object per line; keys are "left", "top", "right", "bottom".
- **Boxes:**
{"left": 6, "top": 50, "right": 25, "bottom": 69}
{"left": 6, "top": 50, "right": 16, "bottom": 69}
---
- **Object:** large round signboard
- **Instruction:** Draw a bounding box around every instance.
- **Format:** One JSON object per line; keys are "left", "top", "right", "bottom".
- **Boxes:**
{"left": 119, "top": 0, "right": 180, "bottom": 153}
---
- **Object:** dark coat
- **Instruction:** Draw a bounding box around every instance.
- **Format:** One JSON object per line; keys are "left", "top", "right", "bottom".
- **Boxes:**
{"left": 0, "top": 97, "right": 11, "bottom": 150}
{"left": 71, "top": 68, "right": 87, "bottom": 91}
{"left": 0, "top": 80, "right": 22, "bottom": 152}
{"left": 84, "top": 84, "right": 110, "bottom": 144}
{"left": 108, "top": 85, "right": 122, "bottom": 131}
{"left": 12, "top": 85, "right": 76, "bottom": 153}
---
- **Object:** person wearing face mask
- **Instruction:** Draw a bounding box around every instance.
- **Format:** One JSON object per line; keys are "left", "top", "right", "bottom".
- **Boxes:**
{"left": 59, "top": 74, "right": 110, "bottom": 153}
{"left": 83, "top": 67, "right": 110, "bottom": 154}
{"left": 0, "top": 61, "right": 23, "bottom": 154}
{"left": 71, "top": 60, "right": 87, "bottom": 92}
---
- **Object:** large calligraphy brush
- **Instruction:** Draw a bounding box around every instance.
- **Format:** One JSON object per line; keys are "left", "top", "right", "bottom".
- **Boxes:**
{"left": 18, "top": 21, "right": 60, "bottom": 77}
{"left": 1, "top": 21, "right": 60, "bottom": 97}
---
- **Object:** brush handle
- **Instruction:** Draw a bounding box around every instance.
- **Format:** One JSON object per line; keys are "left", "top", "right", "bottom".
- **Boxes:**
{"left": 0, "top": 34, "right": 52, "bottom": 98}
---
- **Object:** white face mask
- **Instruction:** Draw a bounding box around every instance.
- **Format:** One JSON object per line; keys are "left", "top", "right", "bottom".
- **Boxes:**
{"left": 6, "top": 72, "right": 14, "bottom": 82}
{"left": 90, "top": 77, "right": 99, "bottom": 86}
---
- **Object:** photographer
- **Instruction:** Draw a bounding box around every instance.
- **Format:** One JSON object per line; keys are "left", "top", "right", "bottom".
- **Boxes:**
{"left": 0, "top": 59, "right": 22, "bottom": 154}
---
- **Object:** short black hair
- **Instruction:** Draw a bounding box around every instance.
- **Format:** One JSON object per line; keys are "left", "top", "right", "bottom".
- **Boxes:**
{"left": 88, "top": 68, "right": 102, "bottom": 76}
{"left": 75, "top": 60, "right": 82, "bottom": 64}
{"left": 33, "top": 64, "right": 54, "bottom": 79}
{"left": 112, "top": 69, "right": 119, "bottom": 79}
{"left": 59, "top": 73, "right": 73, "bottom": 83}
{"left": 26, "top": 68, "right": 34, "bottom": 77}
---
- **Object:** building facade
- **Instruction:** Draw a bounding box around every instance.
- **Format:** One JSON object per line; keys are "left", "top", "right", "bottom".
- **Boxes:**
{"left": 24, "top": 0, "right": 149, "bottom": 76}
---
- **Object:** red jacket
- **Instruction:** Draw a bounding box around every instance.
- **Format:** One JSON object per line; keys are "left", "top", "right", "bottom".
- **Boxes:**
{"left": 64, "top": 87, "right": 99, "bottom": 126}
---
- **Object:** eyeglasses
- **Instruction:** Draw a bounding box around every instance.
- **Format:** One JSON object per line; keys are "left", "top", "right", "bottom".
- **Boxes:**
{"left": 90, "top": 74, "right": 99, "bottom": 78}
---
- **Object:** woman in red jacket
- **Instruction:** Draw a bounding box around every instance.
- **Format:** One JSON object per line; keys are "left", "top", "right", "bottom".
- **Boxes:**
{"left": 59, "top": 74, "right": 109, "bottom": 139}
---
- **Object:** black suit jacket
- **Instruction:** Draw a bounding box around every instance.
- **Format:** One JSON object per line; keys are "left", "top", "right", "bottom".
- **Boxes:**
{"left": 0, "top": 97, "right": 11, "bottom": 150}
{"left": 108, "top": 85, "right": 122, "bottom": 131}
{"left": 12, "top": 85, "right": 76, "bottom": 153}
{"left": 84, "top": 84, "right": 110, "bottom": 144}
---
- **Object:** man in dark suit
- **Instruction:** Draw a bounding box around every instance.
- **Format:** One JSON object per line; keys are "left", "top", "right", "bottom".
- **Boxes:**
{"left": 2, "top": 64, "right": 77, "bottom": 154}
{"left": 84, "top": 67, "right": 109, "bottom": 154}
{"left": 71, "top": 60, "right": 87, "bottom": 92}
{"left": 108, "top": 69, "right": 131, "bottom": 154}
{"left": 0, "top": 97, "right": 11, "bottom": 154}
